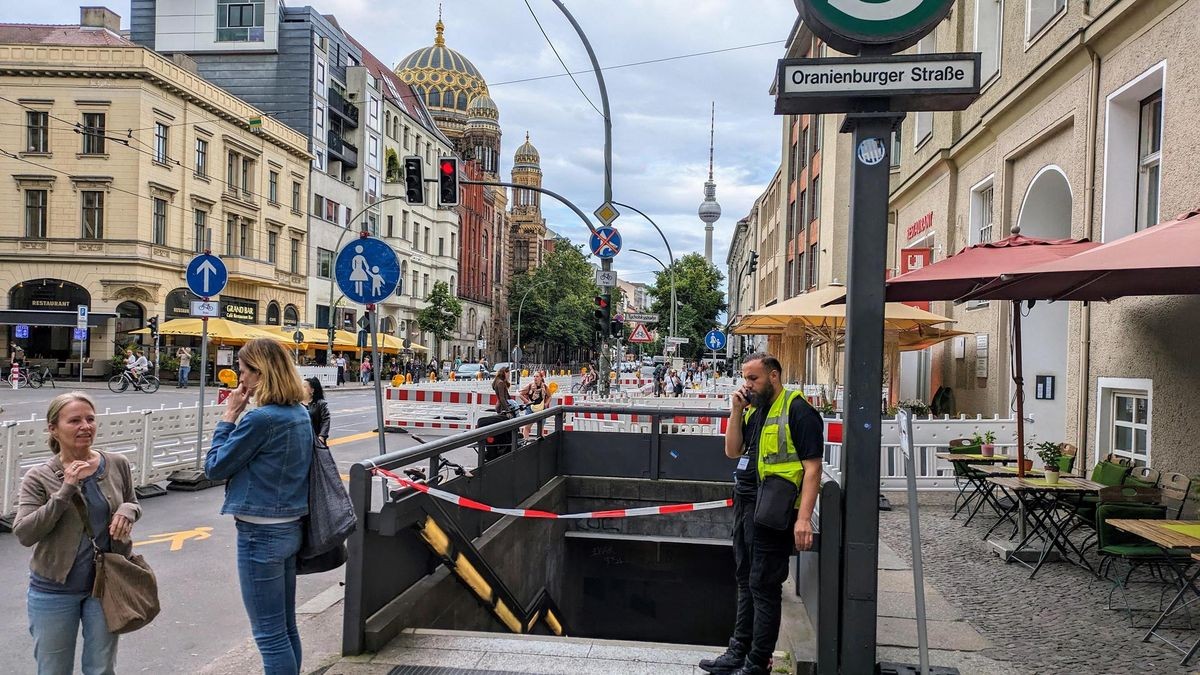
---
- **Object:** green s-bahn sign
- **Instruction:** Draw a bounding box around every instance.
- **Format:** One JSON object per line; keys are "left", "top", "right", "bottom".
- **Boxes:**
{"left": 796, "top": 0, "right": 955, "bottom": 54}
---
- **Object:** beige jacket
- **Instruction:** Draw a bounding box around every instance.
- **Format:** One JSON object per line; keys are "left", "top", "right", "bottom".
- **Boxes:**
{"left": 14, "top": 451, "right": 141, "bottom": 584}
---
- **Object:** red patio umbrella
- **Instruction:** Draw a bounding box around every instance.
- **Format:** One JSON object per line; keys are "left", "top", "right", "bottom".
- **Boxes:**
{"left": 962, "top": 209, "right": 1200, "bottom": 302}
{"left": 872, "top": 231, "right": 1100, "bottom": 476}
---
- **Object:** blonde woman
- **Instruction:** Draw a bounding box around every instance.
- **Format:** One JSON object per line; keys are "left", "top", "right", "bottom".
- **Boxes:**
{"left": 518, "top": 371, "right": 551, "bottom": 439}
{"left": 205, "top": 338, "right": 312, "bottom": 675}
{"left": 15, "top": 392, "right": 140, "bottom": 675}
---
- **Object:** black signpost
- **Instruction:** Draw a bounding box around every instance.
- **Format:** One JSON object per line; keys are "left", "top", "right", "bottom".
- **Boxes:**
{"left": 778, "top": 2, "right": 979, "bottom": 673}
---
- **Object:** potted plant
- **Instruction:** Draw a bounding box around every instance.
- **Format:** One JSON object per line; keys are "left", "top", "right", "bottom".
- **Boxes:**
{"left": 980, "top": 430, "right": 997, "bottom": 457}
{"left": 1035, "top": 441, "right": 1063, "bottom": 484}
{"left": 899, "top": 398, "right": 931, "bottom": 417}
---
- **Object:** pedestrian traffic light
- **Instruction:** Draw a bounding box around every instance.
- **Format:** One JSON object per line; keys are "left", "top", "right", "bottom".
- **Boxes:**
{"left": 438, "top": 157, "right": 459, "bottom": 206}
{"left": 403, "top": 156, "right": 424, "bottom": 205}
{"left": 610, "top": 316, "right": 624, "bottom": 339}
{"left": 748, "top": 251, "right": 759, "bottom": 275}
{"left": 148, "top": 316, "right": 159, "bottom": 338}
{"left": 593, "top": 295, "right": 609, "bottom": 331}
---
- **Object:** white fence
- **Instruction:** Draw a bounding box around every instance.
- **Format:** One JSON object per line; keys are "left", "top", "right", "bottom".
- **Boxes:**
{"left": 0, "top": 403, "right": 223, "bottom": 522}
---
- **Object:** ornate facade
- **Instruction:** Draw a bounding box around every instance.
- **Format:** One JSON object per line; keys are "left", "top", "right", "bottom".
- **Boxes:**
{"left": 510, "top": 134, "right": 547, "bottom": 275}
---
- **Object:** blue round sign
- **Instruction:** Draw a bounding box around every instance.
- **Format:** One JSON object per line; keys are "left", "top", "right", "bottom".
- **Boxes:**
{"left": 589, "top": 226, "right": 622, "bottom": 259}
{"left": 335, "top": 236, "right": 400, "bottom": 305}
{"left": 186, "top": 253, "right": 228, "bottom": 298}
{"left": 704, "top": 330, "right": 727, "bottom": 351}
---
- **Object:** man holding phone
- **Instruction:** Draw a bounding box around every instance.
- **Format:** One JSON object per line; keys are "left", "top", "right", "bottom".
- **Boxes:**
{"left": 700, "top": 353, "right": 824, "bottom": 675}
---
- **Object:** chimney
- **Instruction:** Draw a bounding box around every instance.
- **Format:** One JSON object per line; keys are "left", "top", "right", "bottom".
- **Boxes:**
{"left": 80, "top": 7, "right": 121, "bottom": 33}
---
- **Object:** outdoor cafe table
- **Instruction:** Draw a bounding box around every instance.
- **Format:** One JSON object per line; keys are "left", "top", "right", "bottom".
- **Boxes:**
{"left": 935, "top": 453, "right": 1019, "bottom": 524}
{"left": 986, "top": 476, "right": 1104, "bottom": 579}
{"left": 1108, "top": 519, "right": 1200, "bottom": 666}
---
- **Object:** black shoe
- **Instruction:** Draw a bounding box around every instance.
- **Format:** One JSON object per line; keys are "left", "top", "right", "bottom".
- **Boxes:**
{"left": 732, "top": 664, "right": 769, "bottom": 675}
{"left": 699, "top": 639, "right": 747, "bottom": 674}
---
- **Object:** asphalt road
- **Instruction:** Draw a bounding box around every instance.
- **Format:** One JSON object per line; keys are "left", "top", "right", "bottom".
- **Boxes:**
{"left": 0, "top": 385, "right": 473, "bottom": 674}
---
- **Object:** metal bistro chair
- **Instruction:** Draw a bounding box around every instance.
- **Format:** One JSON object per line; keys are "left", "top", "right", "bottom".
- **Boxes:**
{"left": 948, "top": 438, "right": 984, "bottom": 519}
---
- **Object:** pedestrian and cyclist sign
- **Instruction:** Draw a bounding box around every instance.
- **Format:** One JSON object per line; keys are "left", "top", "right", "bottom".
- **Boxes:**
{"left": 335, "top": 236, "right": 400, "bottom": 305}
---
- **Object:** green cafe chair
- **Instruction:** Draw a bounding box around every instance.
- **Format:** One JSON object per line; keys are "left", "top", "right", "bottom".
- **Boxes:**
{"left": 1095, "top": 501, "right": 1179, "bottom": 626}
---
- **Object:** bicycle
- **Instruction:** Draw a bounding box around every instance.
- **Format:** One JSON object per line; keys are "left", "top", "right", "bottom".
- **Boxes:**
{"left": 27, "top": 364, "right": 55, "bottom": 389}
{"left": 108, "top": 369, "right": 161, "bottom": 394}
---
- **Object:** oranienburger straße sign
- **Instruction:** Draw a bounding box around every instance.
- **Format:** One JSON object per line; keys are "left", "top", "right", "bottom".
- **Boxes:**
{"left": 775, "top": 53, "right": 981, "bottom": 114}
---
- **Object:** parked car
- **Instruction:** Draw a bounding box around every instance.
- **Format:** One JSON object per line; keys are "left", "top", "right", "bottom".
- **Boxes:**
{"left": 455, "top": 363, "right": 487, "bottom": 379}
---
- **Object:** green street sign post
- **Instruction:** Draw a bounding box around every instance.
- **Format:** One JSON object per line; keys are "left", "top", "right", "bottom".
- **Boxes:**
{"left": 778, "top": 2, "right": 979, "bottom": 675}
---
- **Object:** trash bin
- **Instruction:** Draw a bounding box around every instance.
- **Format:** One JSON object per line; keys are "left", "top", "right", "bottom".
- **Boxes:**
{"left": 476, "top": 414, "right": 514, "bottom": 461}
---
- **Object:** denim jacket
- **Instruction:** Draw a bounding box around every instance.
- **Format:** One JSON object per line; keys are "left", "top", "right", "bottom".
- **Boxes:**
{"left": 205, "top": 403, "right": 312, "bottom": 518}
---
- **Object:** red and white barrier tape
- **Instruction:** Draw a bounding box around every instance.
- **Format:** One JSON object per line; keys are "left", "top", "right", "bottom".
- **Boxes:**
{"left": 372, "top": 467, "right": 732, "bottom": 519}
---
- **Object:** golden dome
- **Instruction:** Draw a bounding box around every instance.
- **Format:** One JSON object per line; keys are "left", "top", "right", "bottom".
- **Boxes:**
{"left": 395, "top": 19, "right": 489, "bottom": 116}
{"left": 514, "top": 132, "right": 540, "bottom": 166}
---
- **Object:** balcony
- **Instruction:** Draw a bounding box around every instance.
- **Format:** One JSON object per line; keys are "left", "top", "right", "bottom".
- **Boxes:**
{"left": 327, "top": 131, "right": 358, "bottom": 169}
{"left": 328, "top": 89, "right": 360, "bottom": 129}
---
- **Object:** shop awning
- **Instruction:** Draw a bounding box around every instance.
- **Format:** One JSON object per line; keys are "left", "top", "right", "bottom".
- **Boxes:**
{"left": 0, "top": 310, "right": 116, "bottom": 327}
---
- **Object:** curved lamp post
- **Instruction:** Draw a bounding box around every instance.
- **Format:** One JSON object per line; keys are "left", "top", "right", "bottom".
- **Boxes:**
{"left": 509, "top": 278, "right": 553, "bottom": 371}
{"left": 610, "top": 201, "right": 676, "bottom": 339}
{"left": 629, "top": 248, "right": 676, "bottom": 355}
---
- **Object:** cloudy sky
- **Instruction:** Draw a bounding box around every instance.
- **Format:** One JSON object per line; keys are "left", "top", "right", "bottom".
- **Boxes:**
{"left": 11, "top": 0, "right": 797, "bottom": 289}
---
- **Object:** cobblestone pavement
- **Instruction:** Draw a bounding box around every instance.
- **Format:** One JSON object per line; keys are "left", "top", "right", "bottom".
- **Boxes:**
{"left": 880, "top": 504, "right": 1200, "bottom": 675}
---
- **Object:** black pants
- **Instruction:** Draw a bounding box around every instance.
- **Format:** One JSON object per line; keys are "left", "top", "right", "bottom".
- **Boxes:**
{"left": 731, "top": 491, "right": 796, "bottom": 668}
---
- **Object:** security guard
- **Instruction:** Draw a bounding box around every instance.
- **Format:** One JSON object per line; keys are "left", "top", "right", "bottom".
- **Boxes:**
{"left": 700, "top": 352, "right": 823, "bottom": 675}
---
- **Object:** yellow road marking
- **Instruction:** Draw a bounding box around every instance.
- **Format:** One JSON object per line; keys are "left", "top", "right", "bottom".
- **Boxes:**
{"left": 328, "top": 431, "right": 377, "bottom": 446}
{"left": 134, "top": 527, "right": 213, "bottom": 552}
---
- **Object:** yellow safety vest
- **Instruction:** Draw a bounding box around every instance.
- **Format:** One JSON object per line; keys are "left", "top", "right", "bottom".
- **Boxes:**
{"left": 744, "top": 389, "right": 809, "bottom": 505}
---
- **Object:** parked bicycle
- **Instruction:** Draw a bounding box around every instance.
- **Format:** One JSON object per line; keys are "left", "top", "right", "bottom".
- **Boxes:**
{"left": 108, "top": 368, "right": 160, "bottom": 394}
{"left": 27, "top": 364, "right": 55, "bottom": 389}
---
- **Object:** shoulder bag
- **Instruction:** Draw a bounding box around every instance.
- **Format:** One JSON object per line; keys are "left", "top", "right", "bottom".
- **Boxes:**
{"left": 73, "top": 498, "right": 160, "bottom": 634}
{"left": 298, "top": 438, "right": 358, "bottom": 574}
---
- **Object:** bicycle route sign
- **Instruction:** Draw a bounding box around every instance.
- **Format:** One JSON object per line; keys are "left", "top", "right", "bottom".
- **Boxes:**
{"left": 335, "top": 236, "right": 400, "bottom": 305}
{"left": 186, "top": 253, "right": 228, "bottom": 298}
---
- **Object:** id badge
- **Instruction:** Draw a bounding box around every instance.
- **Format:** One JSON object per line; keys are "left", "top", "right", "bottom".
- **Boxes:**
{"left": 736, "top": 456, "right": 750, "bottom": 471}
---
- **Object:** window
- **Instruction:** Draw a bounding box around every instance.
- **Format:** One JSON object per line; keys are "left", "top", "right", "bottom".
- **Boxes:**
{"left": 268, "top": 171, "right": 279, "bottom": 204}
{"left": 344, "top": 206, "right": 352, "bottom": 227}
{"left": 976, "top": 0, "right": 1003, "bottom": 83}
{"left": 239, "top": 221, "right": 250, "bottom": 255}
{"left": 193, "top": 209, "right": 209, "bottom": 252}
{"left": 24, "top": 190, "right": 47, "bottom": 238}
{"left": 424, "top": 226, "right": 430, "bottom": 252}
{"left": 808, "top": 242, "right": 818, "bottom": 288}
{"left": 438, "top": 237, "right": 445, "bottom": 257}
{"left": 290, "top": 238, "right": 300, "bottom": 274}
{"left": 402, "top": 211, "right": 409, "bottom": 239}
{"left": 314, "top": 106, "right": 324, "bottom": 135}
{"left": 1098, "top": 378, "right": 1152, "bottom": 466}
{"left": 226, "top": 151, "right": 237, "bottom": 190}
{"left": 403, "top": 126, "right": 410, "bottom": 150}
{"left": 398, "top": 261, "right": 407, "bottom": 295}
{"left": 813, "top": 115, "right": 823, "bottom": 152}
{"left": 241, "top": 157, "right": 252, "bottom": 194}
{"left": 971, "top": 177, "right": 996, "bottom": 245}
{"left": 451, "top": 232, "right": 456, "bottom": 253}
{"left": 195, "top": 139, "right": 208, "bottom": 177}
{"left": 423, "top": 273, "right": 429, "bottom": 297}
{"left": 788, "top": 140, "right": 798, "bottom": 179}
{"left": 810, "top": 176, "right": 820, "bottom": 221}
{"left": 316, "top": 304, "right": 330, "bottom": 329}
{"left": 82, "top": 112, "right": 105, "bottom": 154}
{"left": 225, "top": 215, "right": 236, "bottom": 255}
{"left": 152, "top": 198, "right": 167, "bottom": 245}
{"left": 154, "top": 123, "right": 169, "bottom": 163}
{"left": 26, "top": 111, "right": 48, "bottom": 153}
{"left": 914, "top": 35, "right": 935, "bottom": 145}
{"left": 291, "top": 181, "right": 301, "bottom": 211}
{"left": 1027, "top": 0, "right": 1066, "bottom": 40}
{"left": 317, "top": 248, "right": 333, "bottom": 278}
{"left": 890, "top": 130, "right": 902, "bottom": 168}
{"left": 81, "top": 191, "right": 104, "bottom": 239}
{"left": 412, "top": 270, "right": 420, "bottom": 299}
{"left": 267, "top": 231, "right": 278, "bottom": 263}
{"left": 1136, "top": 92, "right": 1163, "bottom": 231}
{"left": 798, "top": 190, "right": 807, "bottom": 231}
{"left": 795, "top": 252, "right": 805, "bottom": 292}
{"left": 217, "top": 0, "right": 265, "bottom": 42}
{"left": 386, "top": 215, "right": 394, "bottom": 238}
{"left": 325, "top": 198, "right": 338, "bottom": 223}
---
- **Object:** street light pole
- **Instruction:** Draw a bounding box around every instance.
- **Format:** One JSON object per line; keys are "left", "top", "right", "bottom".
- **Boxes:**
{"left": 629, "top": 248, "right": 674, "bottom": 355}
{"left": 511, "top": 278, "right": 553, "bottom": 373}
{"left": 610, "top": 202, "right": 676, "bottom": 338}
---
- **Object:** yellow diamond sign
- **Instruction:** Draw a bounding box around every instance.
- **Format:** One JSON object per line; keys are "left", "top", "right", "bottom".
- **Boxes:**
{"left": 594, "top": 202, "right": 620, "bottom": 226}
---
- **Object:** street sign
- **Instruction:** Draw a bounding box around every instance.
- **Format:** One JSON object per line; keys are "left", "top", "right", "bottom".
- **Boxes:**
{"left": 666, "top": 336, "right": 690, "bottom": 344}
{"left": 594, "top": 202, "right": 620, "bottom": 226}
{"left": 357, "top": 314, "right": 371, "bottom": 330}
{"left": 664, "top": 344, "right": 676, "bottom": 354}
{"left": 293, "top": 330, "right": 304, "bottom": 344}
{"left": 186, "top": 253, "right": 228, "bottom": 298}
{"left": 776, "top": 53, "right": 981, "bottom": 114}
{"left": 798, "top": 0, "right": 955, "bottom": 55}
{"left": 76, "top": 305, "right": 88, "bottom": 330}
{"left": 335, "top": 237, "right": 400, "bottom": 305}
{"left": 627, "top": 313, "right": 659, "bottom": 323}
{"left": 476, "top": 339, "right": 485, "bottom": 350}
{"left": 704, "top": 330, "right": 727, "bottom": 351}
{"left": 14, "top": 324, "right": 28, "bottom": 339}
{"left": 72, "top": 327, "right": 87, "bottom": 341}
{"left": 588, "top": 226, "right": 622, "bottom": 259}
{"left": 628, "top": 323, "right": 653, "bottom": 343}
{"left": 189, "top": 300, "right": 219, "bottom": 318}
{"left": 595, "top": 269, "right": 617, "bottom": 287}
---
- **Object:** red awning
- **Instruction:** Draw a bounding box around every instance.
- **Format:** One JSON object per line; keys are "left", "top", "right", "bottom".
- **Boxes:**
{"left": 964, "top": 209, "right": 1200, "bottom": 302}
{"left": 880, "top": 234, "right": 1099, "bottom": 303}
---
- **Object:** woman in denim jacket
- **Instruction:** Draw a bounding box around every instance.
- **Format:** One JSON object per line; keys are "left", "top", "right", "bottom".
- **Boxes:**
{"left": 205, "top": 338, "right": 312, "bottom": 675}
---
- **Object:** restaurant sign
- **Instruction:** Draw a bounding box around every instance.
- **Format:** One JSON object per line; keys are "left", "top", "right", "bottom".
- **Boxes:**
{"left": 220, "top": 296, "right": 258, "bottom": 324}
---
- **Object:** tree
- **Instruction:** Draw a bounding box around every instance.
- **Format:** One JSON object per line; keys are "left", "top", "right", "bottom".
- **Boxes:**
{"left": 645, "top": 253, "right": 726, "bottom": 359}
{"left": 417, "top": 280, "right": 462, "bottom": 358}
{"left": 508, "top": 240, "right": 606, "bottom": 364}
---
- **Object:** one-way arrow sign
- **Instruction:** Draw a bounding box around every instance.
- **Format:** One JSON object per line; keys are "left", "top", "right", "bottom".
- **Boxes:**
{"left": 186, "top": 254, "right": 228, "bottom": 298}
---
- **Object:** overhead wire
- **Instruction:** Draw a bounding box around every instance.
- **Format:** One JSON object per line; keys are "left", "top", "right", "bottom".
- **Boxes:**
{"left": 522, "top": 0, "right": 604, "bottom": 117}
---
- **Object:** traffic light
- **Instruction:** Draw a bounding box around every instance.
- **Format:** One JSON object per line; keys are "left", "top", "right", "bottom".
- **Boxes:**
{"left": 747, "top": 251, "right": 759, "bottom": 275}
{"left": 327, "top": 326, "right": 336, "bottom": 343}
{"left": 438, "top": 157, "right": 459, "bottom": 206}
{"left": 610, "top": 316, "right": 624, "bottom": 339}
{"left": 148, "top": 316, "right": 159, "bottom": 339}
{"left": 403, "top": 156, "right": 424, "bottom": 205}
{"left": 593, "top": 295, "right": 609, "bottom": 330}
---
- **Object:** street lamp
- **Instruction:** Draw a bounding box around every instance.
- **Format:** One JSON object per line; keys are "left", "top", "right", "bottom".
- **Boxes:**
{"left": 510, "top": 278, "right": 553, "bottom": 373}
{"left": 628, "top": 248, "right": 676, "bottom": 354}
{"left": 610, "top": 201, "right": 676, "bottom": 338}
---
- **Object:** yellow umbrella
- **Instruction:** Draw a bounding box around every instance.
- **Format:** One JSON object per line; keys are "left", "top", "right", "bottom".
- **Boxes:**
{"left": 732, "top": 285, "right": 954, "bottom": 334}
{"left": 131, "top": 318, "right": 287, "bottom": 343}
{"left": 253, "top": 326, "right": 359, "bottom": 349}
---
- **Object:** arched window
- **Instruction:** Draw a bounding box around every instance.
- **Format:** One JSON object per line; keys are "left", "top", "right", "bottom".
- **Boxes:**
{"left": 428, "top": 90, "right": 441, "bottom": 107}
{"left": 379, "top": 316, "right": 395, "bottom": 334}
{"left": 114, "top": 300, "right": 144, "bottom": 348}
{"left": 265, "top": 301, "right": 281, "bottom": 325}
{"left": 457, "top": 92, "right": 468, "bottom": 110}
{"left": 283, "top": 304, "right": 300, "bottom": 326}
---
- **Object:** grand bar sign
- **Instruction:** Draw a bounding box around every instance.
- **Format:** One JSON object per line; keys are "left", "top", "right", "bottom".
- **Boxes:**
{"left": 777, "top": 53, "right": 980, "bottom": 114}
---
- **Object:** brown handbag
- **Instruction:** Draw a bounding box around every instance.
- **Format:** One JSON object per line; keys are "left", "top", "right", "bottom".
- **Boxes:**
{"left": 73, "top": 498, "right": 160, "bottom": 634}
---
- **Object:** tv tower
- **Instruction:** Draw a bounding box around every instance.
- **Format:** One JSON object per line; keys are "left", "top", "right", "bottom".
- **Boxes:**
{"left": 698, "top": 102, "right": 721, "bottom": 264}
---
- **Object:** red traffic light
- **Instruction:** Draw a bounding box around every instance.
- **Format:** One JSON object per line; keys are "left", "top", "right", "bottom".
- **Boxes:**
{"left": 439, "top": 159, "right": 456, "bottom": 175}
{"left": 595, "top": 296, "right": 608, "bottom": 309}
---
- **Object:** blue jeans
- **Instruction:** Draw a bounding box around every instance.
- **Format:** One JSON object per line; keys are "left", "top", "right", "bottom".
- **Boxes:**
{"left": 27, "top": 587, "right": 118, "bottom": 675}
{"left": 178, "top": 365, "right": 190, "bottom": 387}
{"left": 235, "top": 520, "right": 302, "bottom": 675}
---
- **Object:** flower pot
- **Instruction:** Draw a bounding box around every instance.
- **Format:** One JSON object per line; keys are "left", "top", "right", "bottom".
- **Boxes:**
{"left": 1043, "top": 470, "right": 1060, "bottom": 484}
{"left": 980, "top": 443, "right": 995, "bottom": 457}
